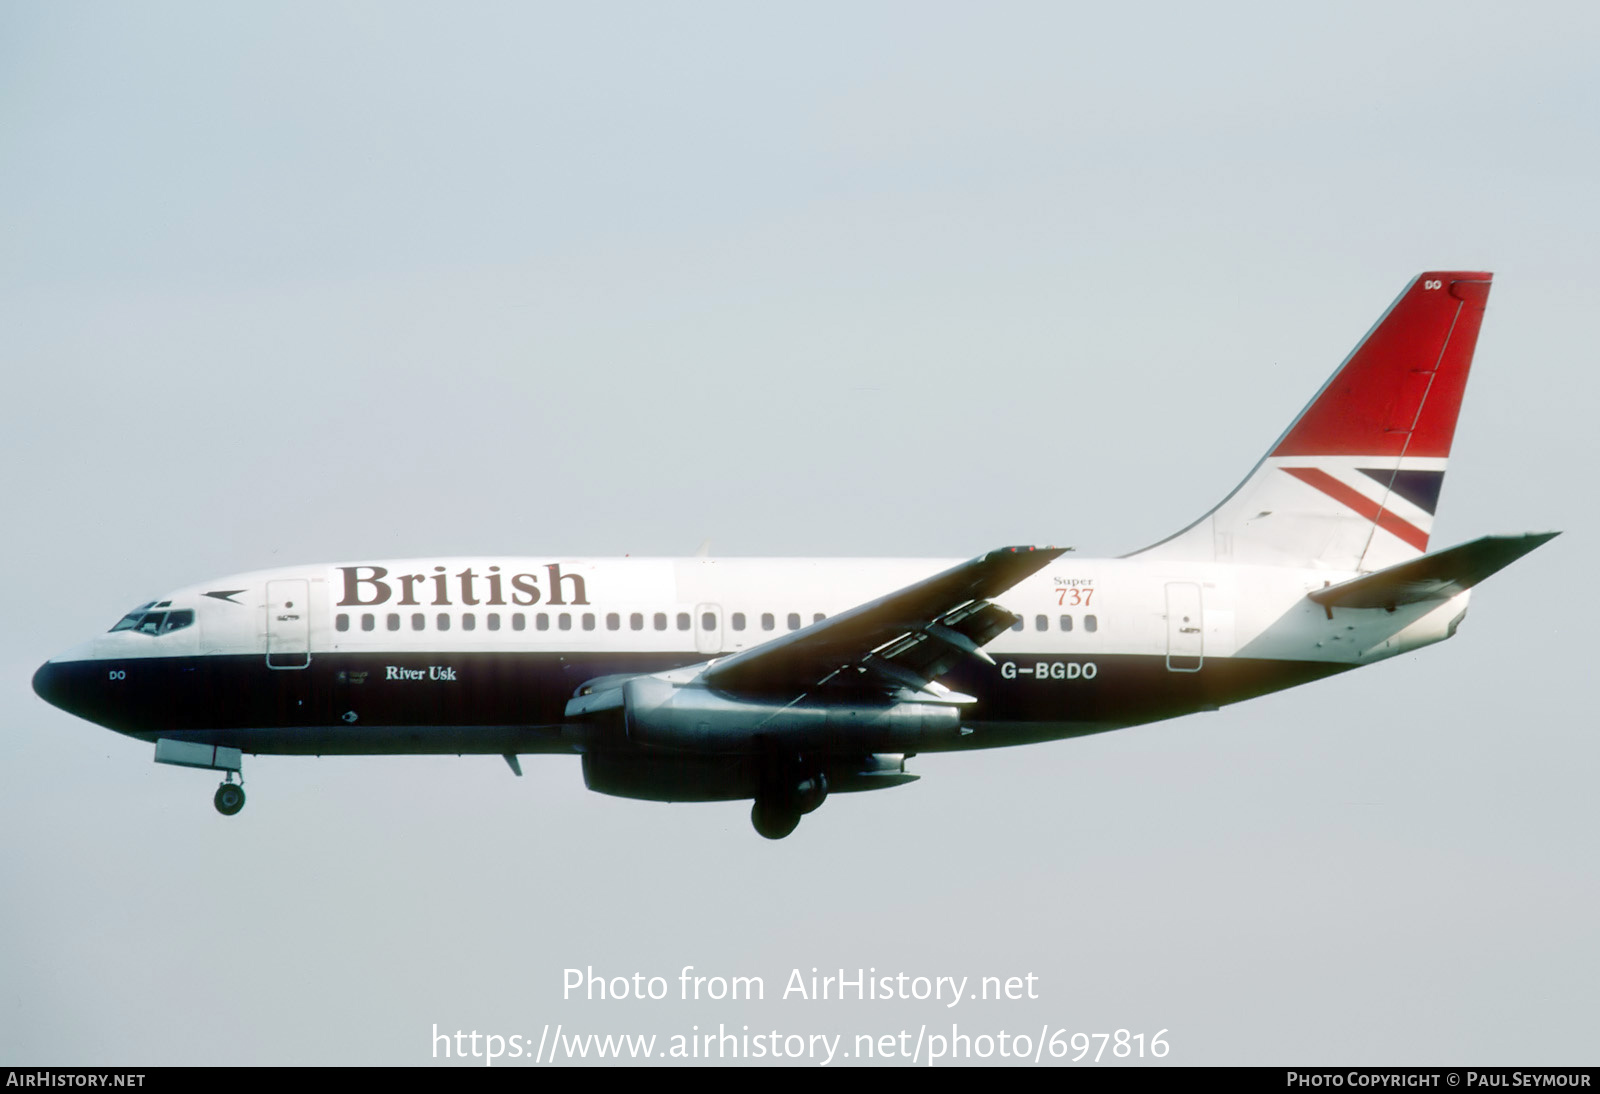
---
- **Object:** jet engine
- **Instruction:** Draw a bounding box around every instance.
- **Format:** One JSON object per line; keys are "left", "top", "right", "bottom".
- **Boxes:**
{"left": 566, "top": 668, "right": 953, "bottom": 838}
{"left": 612, "top": 673, "right": 962, "bottom": 754}
{"left": 581, "top": 750, "right": 918, "bottom": 804}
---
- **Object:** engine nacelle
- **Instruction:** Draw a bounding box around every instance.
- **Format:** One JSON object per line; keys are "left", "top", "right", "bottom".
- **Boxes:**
{"left": 621, "top": 674, "right": 962, "bottom": 754}
{"left": 581, "top": 750, "right": 919, "bottom": 803}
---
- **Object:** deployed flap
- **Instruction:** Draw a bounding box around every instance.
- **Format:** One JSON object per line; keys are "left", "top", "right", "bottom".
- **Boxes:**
{"left": 1309, "top": 532, "right": 1558, "bottom": 611}
{"left": 703, "top": 546, "right": 1069, "bottom": 698}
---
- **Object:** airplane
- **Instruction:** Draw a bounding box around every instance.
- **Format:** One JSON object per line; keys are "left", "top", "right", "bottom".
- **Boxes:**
{"left": 32, "top": 270, "right": 1557, "bottom": 838}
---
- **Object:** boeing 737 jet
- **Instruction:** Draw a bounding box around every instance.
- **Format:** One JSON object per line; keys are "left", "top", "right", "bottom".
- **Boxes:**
{"left": 33, "top": 271, "right": 1556, "bottom": 837}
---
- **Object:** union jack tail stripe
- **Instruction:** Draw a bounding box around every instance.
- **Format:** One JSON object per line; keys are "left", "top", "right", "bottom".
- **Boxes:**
{"left": 1282, "top": 467, "right": 1431, "bottom": 552}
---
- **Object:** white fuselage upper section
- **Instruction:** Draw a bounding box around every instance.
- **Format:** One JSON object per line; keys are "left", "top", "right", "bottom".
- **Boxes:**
{"left": 59, "top": 554, "right": 1471, "bottom": 671}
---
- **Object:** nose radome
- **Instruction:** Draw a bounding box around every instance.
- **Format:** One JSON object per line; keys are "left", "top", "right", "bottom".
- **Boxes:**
{"left": 32, "top": 660, "right": 65, "bottom": 711}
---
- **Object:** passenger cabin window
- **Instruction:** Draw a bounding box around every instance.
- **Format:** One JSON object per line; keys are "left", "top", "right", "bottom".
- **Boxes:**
{"left": 361, "top": 613, "right": 375, "bottom": 632}
{"left": 559, "top": 613, "right": 572, "bottom": 631}
{"left": 654, "top": 613, "right": 667, "bottom": 631}
{"left": 582, "top": 613, "right": 595, "bottom": 631}
{"left": 412, "top": 613, "right": 425, "bottom": 631}
{"left": 387, "top": 613, "right": 400, "bottom": 631}
{"left": 787, "top": 613, "right": 800, "bottom": 630}
{"left": 1035, "top": 614, "right": 1048, "bottom": 631}
{"left": 761, "top": 613, "right": 775, "bottom": 631}
{"left": 731, "top": 613, "right": 745, "bottom": 631}
{"left": 606, "top": 613, "right": 619, "bottom": 631}
{"left": 1085, "top": 614, "right": 1098, "bottom": 632}
{"left": 701, "top": 611, "right": 715, "bottom": 631}
{"left": 537, "top": 613, "right": 550, "bottom": 631}
{"left": 512, "top": 613, "right": 525, "bottom": 631}
{"left": 462, "top": 613, "right": 476, "bottom": 631}
{"left": 630, "top": 613, "right": 643, "bottom": 631}
{"left": 1011, "top": 617, "right": 1023, "bottom": 632}
{"left": 437, "top": 613, "right": 450, "bottom": 631}
{"left": 336, "top": 614, "right": 350, "bottom": 632}
{"left": 676, "top": 612, "right": 690, "bottom": 631}
{"left": 813, "top": 613, "right": 825, "bottom": 624}
{"left": 488, "top": 613, "right": 500, "bottom": 631}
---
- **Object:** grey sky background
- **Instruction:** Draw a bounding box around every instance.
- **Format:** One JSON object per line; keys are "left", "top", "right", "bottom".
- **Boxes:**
{"left": 3, "top": 1, "right": 1595, "bottom": 1065}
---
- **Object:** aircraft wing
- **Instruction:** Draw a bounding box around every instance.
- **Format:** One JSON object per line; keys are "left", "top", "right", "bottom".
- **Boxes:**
{"left": 701, "top": 545, "right": 1069, "bottom": 699}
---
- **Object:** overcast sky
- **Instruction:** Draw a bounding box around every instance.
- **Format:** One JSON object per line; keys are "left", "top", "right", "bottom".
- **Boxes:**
{"left": 3, "top": 1, "right": 1595, "bottom": 1066}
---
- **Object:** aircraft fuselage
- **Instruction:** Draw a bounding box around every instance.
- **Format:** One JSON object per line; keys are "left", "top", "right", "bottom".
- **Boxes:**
{"left": 33, "top": 554, "right": 1465, "bottom": 757}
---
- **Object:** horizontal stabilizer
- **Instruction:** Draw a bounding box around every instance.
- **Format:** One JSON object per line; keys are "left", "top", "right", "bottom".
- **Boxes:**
{"left": 1309, "top": 532, "right": 1559, "bottom": 611}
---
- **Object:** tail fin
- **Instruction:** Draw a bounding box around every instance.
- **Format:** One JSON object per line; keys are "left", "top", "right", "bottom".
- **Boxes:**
{"left": 1133, "top": 271, "right": 1494, "bottom": 571}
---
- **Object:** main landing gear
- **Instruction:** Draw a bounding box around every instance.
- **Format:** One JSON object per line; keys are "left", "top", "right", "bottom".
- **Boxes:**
{"left": 751, "top": 798, "right": 801, "bottom": 840}
{"left": 750, "top": 769, "right": 828, "bottom": 840}
{"left": 214, "top": 773, "right": 246, "bottom": 816}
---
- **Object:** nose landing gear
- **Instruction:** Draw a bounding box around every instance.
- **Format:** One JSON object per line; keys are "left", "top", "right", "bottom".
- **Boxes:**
{"left": 154, "top": 739, "right": 248, "bottom": 817}
{"left": 213, "top": 773, "right": 246, "bottom": 816}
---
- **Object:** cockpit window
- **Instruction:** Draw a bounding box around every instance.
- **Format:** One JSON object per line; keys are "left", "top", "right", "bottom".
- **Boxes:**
{"left": 109, "top": 603, "right": 156, "bottom": 632}
{"left": 109, "top": 604, "right": 194, "bottom": 636}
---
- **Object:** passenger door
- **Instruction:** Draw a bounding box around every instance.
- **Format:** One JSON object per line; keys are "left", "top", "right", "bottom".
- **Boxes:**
{"left": 265, "top": 579, "right": 311, "bottom": 669}
{"left": 1164, "top": 582, "right": 1203, "bottom": 672}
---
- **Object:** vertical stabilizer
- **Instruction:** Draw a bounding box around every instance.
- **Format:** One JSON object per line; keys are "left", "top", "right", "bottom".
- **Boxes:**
{"left": 1132, "top": 271, "right": 1493, "bottom": 571}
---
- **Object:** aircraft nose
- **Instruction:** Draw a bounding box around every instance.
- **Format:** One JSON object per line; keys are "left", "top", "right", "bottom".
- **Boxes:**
{"left": 32, "top": 659, "right": 68, "bottom": 711}
{"left": 33, "top": 639, "right": 105, "bottom": 717}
